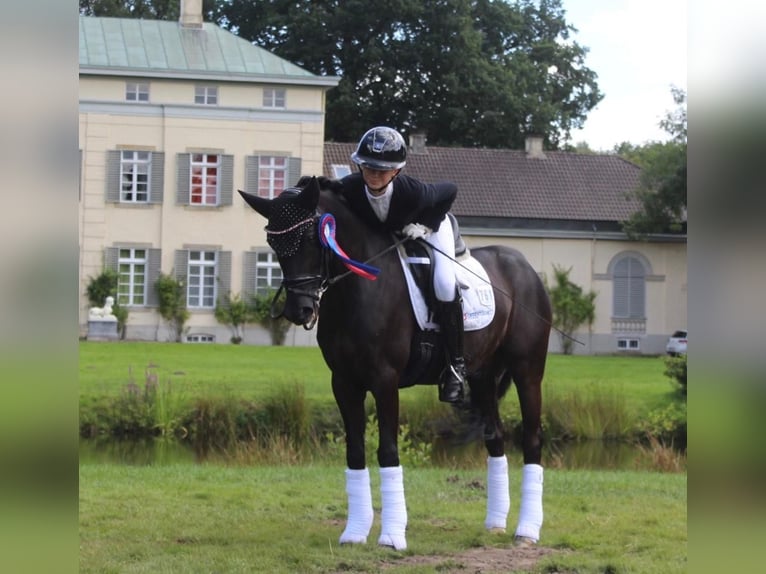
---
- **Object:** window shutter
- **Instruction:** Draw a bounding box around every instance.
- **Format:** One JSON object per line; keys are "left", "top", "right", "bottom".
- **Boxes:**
{"left": 104, "top": 246, "right": 119, "bottom": 272}
{"left": 217, "top": 250, "right": 232, "bottom": 304}
{"left": 105, "top": 150, "right": 121, "bottom": 203}
{"left": 146, "top": 248, "right": 162, "bottom": 306}
{"left": 242, "top": 251, "right": 258, "bottom": 300}
{"left": 287, "top": 157, "right": 302, "bottom": 187}
{"left": 176, "top": 153, "right": 190, "bottom": 205}
{"left": 245, "top": 156, "right": 260, "bottom": 194}
{"left": 612, "top": 256, "right": 646, "bottom": 319}
{"left": 149, "top": 152, "right": 165, "bottom": 204}
{"left": 174, "top": 249, "right": 189, "bottom": 285}
{"left": 219, "top": 154, "right": 234, "bottom": 206}
{"left": 613, "top": 276, "right": 628, "bottom": 318}
{"left": 629, "top": 276, "right": 645, "bottom": 318}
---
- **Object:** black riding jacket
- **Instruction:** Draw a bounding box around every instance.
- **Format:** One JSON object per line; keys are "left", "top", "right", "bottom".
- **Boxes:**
{"left": 338, "top": 172, "right": 457, "bottom": 233}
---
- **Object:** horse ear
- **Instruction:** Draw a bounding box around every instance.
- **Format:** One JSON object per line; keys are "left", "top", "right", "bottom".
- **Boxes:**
{"left": 298, "top": 176, "right": 321, "bottom": 210}
{"left": 238, "top": 189, "right": 271, "bottom": 218}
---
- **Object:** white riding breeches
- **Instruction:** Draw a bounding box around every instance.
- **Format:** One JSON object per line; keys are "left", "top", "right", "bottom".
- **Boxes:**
{"left": 426, "top": 218, "right": 457, "bottom": 302}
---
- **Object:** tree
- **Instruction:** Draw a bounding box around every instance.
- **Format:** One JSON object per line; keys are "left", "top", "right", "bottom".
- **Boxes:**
{"left": 619, "top": 87, "right": 687, "bottom": 238}
{"left": 210, "top": 0, "right": 602, "bottom": 148}
{"left": 214, "top": 292, "right": 253, "bottom": 344}
{"left": 250, "top": 290, "right": 293, "bottom": 346}
{"left": 85, "top": 269, "right": 129, "bottom": 339}
{"left": 544, "top": 265, "right": 596, "bottom": 355}
{"left": 155, "top": 273, "right": 190, "bottom": 342}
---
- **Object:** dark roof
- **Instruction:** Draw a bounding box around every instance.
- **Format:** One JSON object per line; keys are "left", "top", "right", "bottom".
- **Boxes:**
{"left": 324, "top": 142, "right": 643, "bottom": 223}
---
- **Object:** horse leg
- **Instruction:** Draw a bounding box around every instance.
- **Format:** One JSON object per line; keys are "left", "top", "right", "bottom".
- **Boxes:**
{"left": 512, "top": 359, "right": 545, "bottom": 544}
{"left": 473, "top": 372, "right": 511, "bottom": 533}
{"left": 373, "top": 382, "right": 407, "bottom": 551}
{"left": 332, "top": 375, "right": 374, "bottom": 545}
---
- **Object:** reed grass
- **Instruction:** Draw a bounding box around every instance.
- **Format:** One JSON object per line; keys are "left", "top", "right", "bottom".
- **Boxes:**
{"left": 80, "top": 342, "right": 686, "bottom": 468}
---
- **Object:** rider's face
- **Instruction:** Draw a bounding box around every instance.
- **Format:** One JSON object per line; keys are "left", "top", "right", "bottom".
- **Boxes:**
{"left": 361, "top": 166, "right": 399, "bottom": 191}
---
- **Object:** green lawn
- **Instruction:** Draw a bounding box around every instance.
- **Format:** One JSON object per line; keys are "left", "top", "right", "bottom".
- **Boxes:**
{"left": 80, "top": 341, "right": 676, "bottom": 417}
{"left": 79, "top": 463, "right": 686, "bottom": 574}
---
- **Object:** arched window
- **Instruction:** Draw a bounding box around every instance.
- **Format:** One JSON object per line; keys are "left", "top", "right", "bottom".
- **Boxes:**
{"left": 612, "top": 255, "right": 647, "bottom": 319}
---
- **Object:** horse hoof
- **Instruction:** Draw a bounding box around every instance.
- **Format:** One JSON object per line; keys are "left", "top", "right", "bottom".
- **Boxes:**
{"left": 377, "top": 534, "right": 407, "bottom": 551}
{"left": 487, "top": 527, "right": 506, "bottom": 534}
{"left": 514, "top": 535, "right": 538, "bottom": 547}
{"left": 339, "top": 534, "right": 367, "bottom": 545}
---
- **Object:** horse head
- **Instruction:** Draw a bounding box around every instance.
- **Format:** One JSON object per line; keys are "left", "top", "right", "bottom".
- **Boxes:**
{"left": 239, "top": 176, "right": 326, "bottom": 328}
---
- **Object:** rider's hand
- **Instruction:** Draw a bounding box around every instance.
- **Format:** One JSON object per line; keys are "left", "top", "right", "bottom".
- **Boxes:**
{"left": 316, "top": 176, "right": 344, "bottom": 194}
{"left": 402, "top": 223, "right": 431, "bottom": 240}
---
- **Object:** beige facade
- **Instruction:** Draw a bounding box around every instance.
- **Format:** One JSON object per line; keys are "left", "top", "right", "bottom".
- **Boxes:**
{"left": 461, "top": 233, "right": 686, "bottom": 354}
{"left": 79, "top": 21, "right": 337, "bottom": 345}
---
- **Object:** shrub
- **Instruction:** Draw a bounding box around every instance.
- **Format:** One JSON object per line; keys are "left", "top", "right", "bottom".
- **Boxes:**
{"left": 155, "top": 273, "right": 190, "bottom": 342}
{"left": 664, "top": 354, "right": 687, "bottom": 396}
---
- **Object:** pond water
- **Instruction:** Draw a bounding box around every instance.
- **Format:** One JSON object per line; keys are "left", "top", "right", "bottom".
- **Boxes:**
{"left": 79, "top": 437, "right": 651, "bottom": 471}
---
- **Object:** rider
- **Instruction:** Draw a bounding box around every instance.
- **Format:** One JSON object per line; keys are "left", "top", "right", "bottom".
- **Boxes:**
{"left": 323, "top": 126, "right": 466, "bottom": 404}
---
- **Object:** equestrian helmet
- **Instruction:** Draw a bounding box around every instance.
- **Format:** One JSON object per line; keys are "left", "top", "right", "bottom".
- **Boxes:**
{"left": 351, "top": 127, "right": 407, "bottom": 170}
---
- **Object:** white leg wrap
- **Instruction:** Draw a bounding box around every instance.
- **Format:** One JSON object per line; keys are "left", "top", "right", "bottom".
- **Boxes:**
{"left": 485, "top": 455, "right": 510, "bottom": 531}
{"left": 377, "top": 465, "right": 407, "bottom": 550}
{"left": 515, "top": 464, "right": 544, "bottom": 542}
{"left": 339, "top": 468, "right": 374, "bottom": 545}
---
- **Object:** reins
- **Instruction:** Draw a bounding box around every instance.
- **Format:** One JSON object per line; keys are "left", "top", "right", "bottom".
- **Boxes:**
{"left": 325, "top": 236, "right": 409, "bottom": 286}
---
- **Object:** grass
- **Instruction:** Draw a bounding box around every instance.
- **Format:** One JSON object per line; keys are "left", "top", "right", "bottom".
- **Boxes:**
{"left": 80, "top": 342, "right": 679, "bottom": 420}
{"left": 79, "top": 343, "right": 686, "bottom": 572}
{"left": 79, "top": 463, "right": 686, "bottom": 573}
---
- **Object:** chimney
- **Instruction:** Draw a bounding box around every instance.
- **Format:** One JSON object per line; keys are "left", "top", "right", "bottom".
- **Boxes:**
{"left": 525, "top": 134, "right": 547, "bottom": 159}
{"left": 180, "top": 0, "right": 203, "bottom": 28}
{"left": 409, "top": 132, "right": 427, "bottom": 155}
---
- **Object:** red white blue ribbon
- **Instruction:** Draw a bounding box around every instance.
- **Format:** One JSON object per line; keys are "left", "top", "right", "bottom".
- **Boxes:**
{"left": 318, "top": 214, "right": 379, "bottom": 280}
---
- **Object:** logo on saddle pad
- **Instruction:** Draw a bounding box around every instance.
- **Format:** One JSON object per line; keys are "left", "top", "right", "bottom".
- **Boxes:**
{"left": 397, "top": 244, "right": 495, "bottom": 332}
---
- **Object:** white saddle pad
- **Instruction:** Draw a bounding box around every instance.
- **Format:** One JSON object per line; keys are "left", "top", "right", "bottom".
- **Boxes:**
{"left": 397, "top": 245, "right": 495, "bottom": 332}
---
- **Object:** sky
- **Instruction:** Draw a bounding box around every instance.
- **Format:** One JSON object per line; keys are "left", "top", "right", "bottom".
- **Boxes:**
{"left": 562, "top": 0, "right": 687, "bottom": 151}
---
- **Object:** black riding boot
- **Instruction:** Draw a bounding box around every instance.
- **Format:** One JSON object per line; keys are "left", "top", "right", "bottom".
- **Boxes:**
{"left": 437, "top": 294, "right": 467, "bottom": 404}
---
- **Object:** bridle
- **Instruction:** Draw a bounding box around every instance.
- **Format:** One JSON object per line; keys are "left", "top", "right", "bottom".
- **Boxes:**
{"left": 265, "top": 211, "right": 330, "bottom": 330}
{"left": 266, "top": 207, "right": 406, "bottom": 330}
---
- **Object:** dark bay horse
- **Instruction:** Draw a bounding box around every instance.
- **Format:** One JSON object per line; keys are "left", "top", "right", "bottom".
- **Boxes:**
{"left": 240, "top": 176, "right": 551, "bottom": 550}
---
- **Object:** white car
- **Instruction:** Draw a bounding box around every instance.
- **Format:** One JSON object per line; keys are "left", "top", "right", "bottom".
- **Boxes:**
{"left": 665, "top": 329, "right": 687, "bottom": 356}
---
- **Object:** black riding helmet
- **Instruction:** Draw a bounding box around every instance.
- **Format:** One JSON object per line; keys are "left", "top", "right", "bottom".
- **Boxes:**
{"left": 350, "top": 127, "right": 407, "bottom": 170}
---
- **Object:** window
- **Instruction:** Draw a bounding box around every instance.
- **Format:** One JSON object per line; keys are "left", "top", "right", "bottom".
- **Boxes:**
{"left": 190, "top": 153, "right": 220, "bottom": 205}
{"left": 243, "top": 250, "right": 283, "bottom": 302}
{"left": 120, "top": 151, "right": 150, "bottom": 202}
{"left": 263, "top": 88, "right": 285, "bottom": 108}
{"left": 106, "top": 150, "right": 164, "bottom": 204}
{"left": 187, "top": 250, "right": 218, "bottom": 308}
{"left": 257, "top": 156, "right": 287, "bottom": 199}
{"left": 117, "top": 248, "right": 147, "bottom": 305}
{"left": 177, "top": 153, "right": 233, "bottom": 206}
{"left": 255, "top": 252, "right": 283, "bottom": 296}
{"left": 612, "top": 255, "right": 646, "bottom": 319}
{"left": 194, "top": 85, "right": 218, "bottom": 105}
{"left": 617, "top": 338, "right": 640, "bottom": 351}
{"left": 244, "top": 155, "right": 301, "bottom": 199}
{"left": 126, "top": 82, "right": 149, "bottom": 102}
{"left": 105, "top": 247, "right": 161, "bottom": 306}
{"left": 187, "top": 334, "right": 215, "bottom": 343}
{"left": 332, "top": 165, "right": 351, "bottom": 178}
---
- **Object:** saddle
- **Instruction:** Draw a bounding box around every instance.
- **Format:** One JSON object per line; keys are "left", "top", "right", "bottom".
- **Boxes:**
{"left": 398, "top": 214, "right": 496, "bottom": 388}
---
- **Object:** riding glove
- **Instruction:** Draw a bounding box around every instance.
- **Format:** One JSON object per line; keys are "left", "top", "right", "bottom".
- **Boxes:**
{"left": 402, "top": 223, "right": 432, "bottom": 240}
